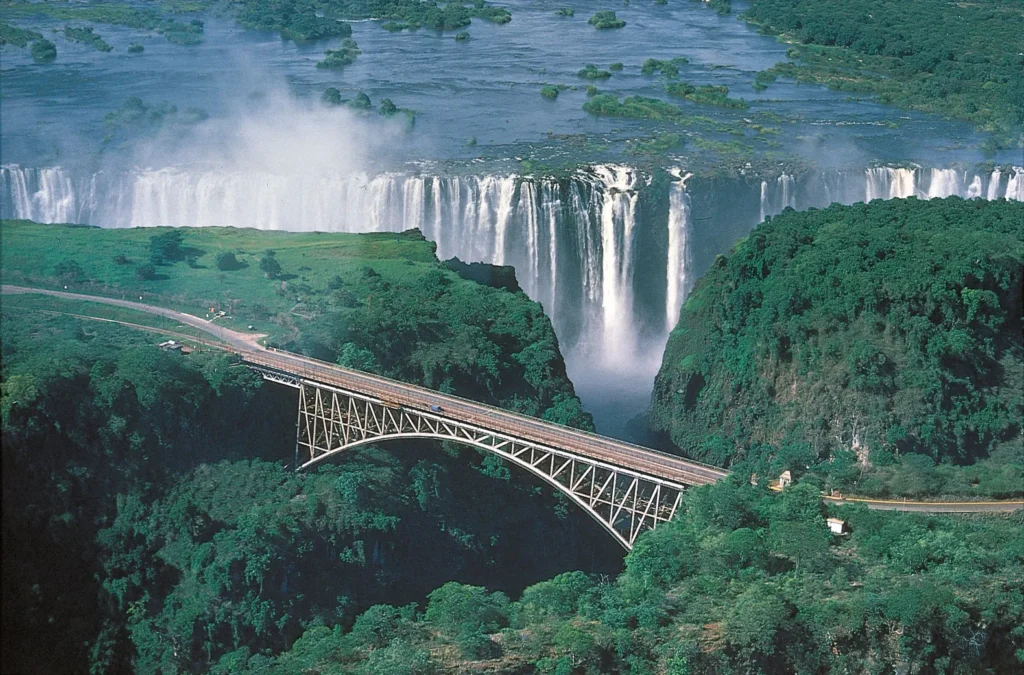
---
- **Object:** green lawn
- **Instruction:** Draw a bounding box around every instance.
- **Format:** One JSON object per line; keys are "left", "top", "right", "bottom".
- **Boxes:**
{"left": 0, "top": 293, "right": 211, "bottom": 341}
{"left": 1, "top": 220, "right": 442, "bottom": 342}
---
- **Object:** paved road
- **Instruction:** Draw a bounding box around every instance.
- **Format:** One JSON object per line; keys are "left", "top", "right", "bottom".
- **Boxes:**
{"left": 2, "top": 285, "right": 728, "bottom": 486}
{"left": 6, "top": 285, "right": 1022, "bottom": 511}
{"left": 823, "top": 495, "right": 1023, "bottom": 513}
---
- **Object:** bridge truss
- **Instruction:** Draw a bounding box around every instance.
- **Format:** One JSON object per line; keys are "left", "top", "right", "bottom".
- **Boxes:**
{"left": 252, "top": 369, "right": 684, "bottom": 549}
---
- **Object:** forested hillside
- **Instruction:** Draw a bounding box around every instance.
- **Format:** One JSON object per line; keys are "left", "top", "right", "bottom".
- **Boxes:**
{"left": 651, "top": 197, "right": 1024, "bottom": 498}
{"left": 745, "top": 0, "right": 1024, "bottom": 145}
{"left": 0, "top": 222, "right": 615, "bottom": 673}
{"left": 233, "top": 480, "right": 1024, "bottom": 673}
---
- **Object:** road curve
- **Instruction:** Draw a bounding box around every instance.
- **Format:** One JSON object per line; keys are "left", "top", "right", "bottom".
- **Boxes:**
{"left": 1, "top": 285, "right": 728, "bottom": 486}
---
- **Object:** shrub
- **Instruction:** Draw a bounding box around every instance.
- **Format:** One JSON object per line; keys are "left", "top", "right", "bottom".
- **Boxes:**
{"left": 454, "top": 31, "right": 470, "bottom": 41}
{"left": 609, "top": 62, "right": 623, "bottom": 71}
{"left": 583, "top": 94, "right": 683, "bottom": 121}
{"left": 259, "top": 250, "right": 282, "bottom": 279}
{"left": 641, "top": 58, "right": 679, "bottom": 77}
{"left": 350, "top": 92, "right": 372, "bottom": 110}
{"left": 555, "top": 8, "right": 574, "bottom": 16}
{"left": 379, "top": 98, "right": 398, "bottom": 115}
{"left": 322, "top": 87, "right": 343, "bottom": 105}
{"left": 577, "top": 64, "right": 611, "bottom": 80}
{"left": 135, "top": 263, "right": 157, "bottom": 281}
{"left": 315, "top": 39, "right": 360, "bottom": 69}
{"left": 588, "top": 11, "right": 625, "bottom": 29}
{"left": 64, "top": 26, "right": 113, "bottom": 52}
{"left": 30, "top": 39, "right": 56, "bottom": 63}
{"left": 54, "top": 259, "right": 84, "bottom": 283}
{"left": 215, "top": 252, "right": 243, "bottom": 271}
{"left": 149, "top": 231, "right": 184, "bottom": 265}
{"left": 540, "top": 85, "right": 560, "bottom": 100}
{"left": 127, "top": 42, "right": 144, "bottom": 53}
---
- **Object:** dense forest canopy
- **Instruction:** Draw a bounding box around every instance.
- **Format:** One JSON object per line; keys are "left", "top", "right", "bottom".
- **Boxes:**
{"left": 232, "top": 480, "right": 1024, "bottom": 673}
{"left": 651, "top": 197, "right": 1024, "bottom": 498}
{"left": 745, "top": 0, "right": 1024, "bottom": 144}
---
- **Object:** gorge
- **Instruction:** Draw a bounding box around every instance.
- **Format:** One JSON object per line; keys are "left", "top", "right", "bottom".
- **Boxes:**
{"left": 4, "top": 162, "right": 1022, "bottom": 433}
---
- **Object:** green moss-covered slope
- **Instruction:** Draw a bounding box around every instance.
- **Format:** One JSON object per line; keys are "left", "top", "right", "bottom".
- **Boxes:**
{"left": 650, "top": 198, "right": 1023, "bottom": 490}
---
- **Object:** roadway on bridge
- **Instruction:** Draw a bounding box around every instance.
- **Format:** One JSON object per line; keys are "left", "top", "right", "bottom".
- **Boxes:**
{"left": 4, "top": 284, "right": 1022, "bottom": 513}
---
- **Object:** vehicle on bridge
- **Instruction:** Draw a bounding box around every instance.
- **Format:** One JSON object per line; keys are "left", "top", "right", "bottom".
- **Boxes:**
{"left": 429, "top": 404, "right": 443, "bottom": 413}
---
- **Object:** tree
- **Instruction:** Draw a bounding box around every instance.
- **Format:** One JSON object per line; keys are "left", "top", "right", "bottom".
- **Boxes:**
{"left": 215, "top": 252, "right": 243, "bottom": 271}
{"left": 379, "top": 98, "right": 398, "bottom": 116}
{"left": 30, "top": 38, "right": 56, "bottom": 62}
{"left": 259, "top": 250, "right": 281, "bottom": 279}
{"left": 322, "top": 87, "right": 342, "bottom": 106}
{"left": 336, "top": 342, "right": 380, "bottom": 373}
{"left": 425, "top": 583, "right": 509, "bottom": 636}
{"left": 135, "top": 263, "right": 158, "bottom": 281}
{"left": 351, "top": 92, "right": 372, "bottom": 110}
{"left": 149, "top": 230, "right": 185, "bottom": 265}
{"left": 349, "top": 605, "right": 403, "bottom": 649}
{"left": 54, "top": 259, "right": 84, "bottom": 283}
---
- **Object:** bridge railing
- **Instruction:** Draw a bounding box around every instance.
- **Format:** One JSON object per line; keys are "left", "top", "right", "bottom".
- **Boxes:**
{"left": 237, "top": 347, "right": 729, "bottom": 483}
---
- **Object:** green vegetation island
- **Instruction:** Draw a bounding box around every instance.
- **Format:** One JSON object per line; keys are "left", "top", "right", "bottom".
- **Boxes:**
{"left": 588, "top": 11, "right": 625, "bottom": 30}
{"left": 743, "top": 0, "right": 1024, "bottom": 145}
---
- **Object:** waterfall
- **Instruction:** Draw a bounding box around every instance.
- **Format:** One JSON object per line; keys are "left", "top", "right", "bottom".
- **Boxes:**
{"left": 4, "top": 160, "right": 1023, "bottom": 432}
{"left": 758, "top": 180, "right": 767, "bottom": 222}
{"left": 591, "top": 165, "right": 640, "bottom": 363}
{"left": 865, "top": 166, "right": 917, "bottom": 200}
{"left": 778, "top": 174, "right": 795, "bottom": 210}
{"left": 665, "top": 170, "right": 692, "bottom": 332}
{"left": 519, "top": 181, "right": 540, "bottom": 295}
{"left": 966, "top": 174, "right": 983, "bottom": 199}
{"left": 542, "top": 180, "right": 561, "bottom": 315}
{"left": 926, "top": 168, "right": 961, "bottom": 198}
{"left": 986, "top": 171, "right": 1003, "bottom": 201}
{"left": 1007, "top": 168, "right": 1024, "bottom": 202}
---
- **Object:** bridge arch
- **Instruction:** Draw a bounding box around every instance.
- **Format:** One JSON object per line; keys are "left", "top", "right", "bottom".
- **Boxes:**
{"left": 289, "top": 380, "right": 685, "bottom": 550}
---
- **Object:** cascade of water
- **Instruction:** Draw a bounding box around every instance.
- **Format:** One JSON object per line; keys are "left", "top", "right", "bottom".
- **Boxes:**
{"left": 494, "top": 177, "right": 516, "bottom": 267}
{"left": 427, "top": 177, "right": 444, "bottom": 254}
{"left": 926, "top": 168, "right": 961, "bottom": 198}
{"left": 519, "top": 181, "right": 540, "bottom": 295}
{"left": 758, "top": 180, "right": 767, "bottom": 222}
{"left": 542, "top": 180, "right": 561, "bottom": 315}
{"left": 592, "top": 165, "right": 639, "bottom": 363}
{"left": 402, "top": 176, "right": 426, "bottom": 232}
{"left": 665, "top": 170, "right": 692, "bottom": 332}
{"left": 1006, "top": 168, "right": 1024, "bottom": 201}
{"left": 891, "top": 167, "right": 918, "bottom": 198}
{"left": 966, "top": 174, "right": 984, "bottom": 199}
{"left": 779, "top": 174, "right": 796, "bottom": 210}
{"left": 986, "top": 171, "right": 1003, "bottom": 201}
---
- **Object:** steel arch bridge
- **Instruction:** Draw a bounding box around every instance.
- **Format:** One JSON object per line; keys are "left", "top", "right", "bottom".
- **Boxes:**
{"left": 251, "top": 365, "right": 699, "bottom": 550}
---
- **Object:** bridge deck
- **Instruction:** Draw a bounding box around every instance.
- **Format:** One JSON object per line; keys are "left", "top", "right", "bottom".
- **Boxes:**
{"left": 242, "top": 350, "right": 729, "bottom": 487}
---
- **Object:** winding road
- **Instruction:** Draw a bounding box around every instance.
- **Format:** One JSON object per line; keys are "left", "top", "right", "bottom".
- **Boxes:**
{"left": 3, "top": 284, "right": 1022, "bottom": 513}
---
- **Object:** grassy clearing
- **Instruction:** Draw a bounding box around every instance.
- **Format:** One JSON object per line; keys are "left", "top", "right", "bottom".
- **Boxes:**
{"left": 0, "top": 293, "right": 213, "bottom": 341}
{"left": 0, "top": 220, "right": 442, "bottom": 343}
